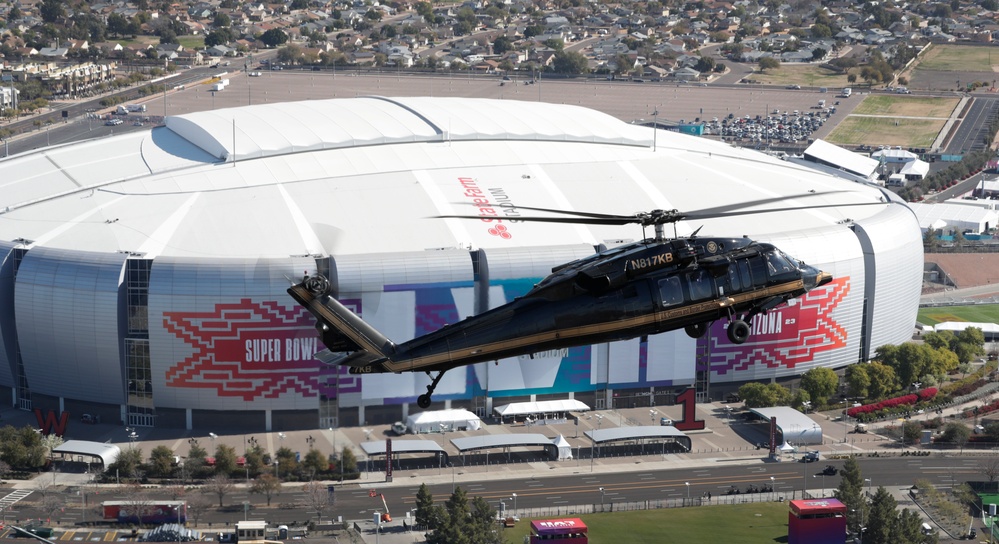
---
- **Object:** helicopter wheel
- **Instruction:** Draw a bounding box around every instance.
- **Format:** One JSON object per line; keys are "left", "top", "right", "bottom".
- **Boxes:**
{"left": 727, "top": 320, "right": 750, "bottom": 344}
{"left": 684, "top": 322, "right": 709, "bottom": 339}
{"left": 417, "top": 394, "right": 432, "bottom": 409}
{"left": 304, "top": 274, "right": 332, "bottom": 297}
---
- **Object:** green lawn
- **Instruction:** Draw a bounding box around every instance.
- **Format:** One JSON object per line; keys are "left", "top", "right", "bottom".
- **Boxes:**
{"left": 503, "top": 503, "right": 790, "bottom": 544}
{"left": 915, "top": 44, "right": 998, "bottom": 72}
{"left": 917, "top": 305, "right": 999, "bottom": 326}
{"left": 178, "top": 35, "right": 205, "bottom": 50}
{"left": 825, "top": 116, "right": 942, "bottom": 147}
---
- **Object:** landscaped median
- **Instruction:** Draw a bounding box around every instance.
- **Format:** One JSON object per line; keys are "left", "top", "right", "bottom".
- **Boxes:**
{"left": 847, "top": 388, "right": 939, "bottom": 420}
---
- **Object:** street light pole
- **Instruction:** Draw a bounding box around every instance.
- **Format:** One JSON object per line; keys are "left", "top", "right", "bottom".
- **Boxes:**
{"left": 599, "top": 487, "right": 605, "bottom": 511}
{"left": 771, "top": 476, "right": 776, "bottom": 501}
{"left": 512, "top": 493, "right": 517, "bottom": 518}
{"left": 685, "top": 482, "right": 690, "bottom": 503}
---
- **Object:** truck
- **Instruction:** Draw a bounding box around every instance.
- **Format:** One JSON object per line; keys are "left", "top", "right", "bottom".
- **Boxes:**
{"left": 854, "top": 423, "right": 868, "bottom": 433}
{"left": 128, "top": 104, "right": 147, "bottom": 112}
{"left": 102, "top": 500, "right": 187, "bottom": 524}
{"left": 210, "top": 78, "right": 230, "bottom": 92}
{"left": 115, "top": 105, "right": 129, "bottom": 115}
{"left": 841, "top": 87, "right": 852, "bottom": 97}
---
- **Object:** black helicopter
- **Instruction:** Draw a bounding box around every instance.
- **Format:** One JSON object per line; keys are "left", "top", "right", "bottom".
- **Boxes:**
{"left": 288, "top": 193, "right": 884, "bottom": 408}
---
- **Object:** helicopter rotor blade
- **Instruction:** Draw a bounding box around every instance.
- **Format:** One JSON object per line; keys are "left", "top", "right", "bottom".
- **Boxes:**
{"left": 436, "top": 191, "right": 882, "bottom": 227}
{"left": 434, "top": 213, "right": 637, "bottom": 226}
{"left": 684, "top": 200, "right": 886, "bottom": 221}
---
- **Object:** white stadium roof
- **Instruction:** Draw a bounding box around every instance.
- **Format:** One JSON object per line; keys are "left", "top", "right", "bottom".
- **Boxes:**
{"left": 0, "top": 97, "right": 897, "bottom": 261}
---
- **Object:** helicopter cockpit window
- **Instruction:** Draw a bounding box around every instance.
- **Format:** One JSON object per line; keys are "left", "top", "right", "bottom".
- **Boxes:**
{"left": 765, "top": 251, "right": 795, "bottom": 281}
{"left": 728, "top": 265, "right": 742, "bottom": 292}
{"left": 658, "top": 276, "right": 684, "bottom": 307}
{"left": 687, "top": 269, "right": 714, "bottom": 301}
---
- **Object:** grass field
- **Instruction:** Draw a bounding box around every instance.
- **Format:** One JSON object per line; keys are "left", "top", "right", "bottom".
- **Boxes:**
{"left": 917, "top": 305, "right": 999, "bottom": 326}
{"left": 916, "top": 44, "right": 999, "bottom": 73}
{"left": 744, "top": 64, "right": 851, "bottom": 87}
{"left": 178, "top": 35, "right": 205, "bottom": 49}
{"left": 825, "top": 116, "right": 943, "bottom": 147}
{"left": 503, "top": 503, "right": 790, "bottom": 544}
{"left": 851, "top": 95, "right": 959, "bottom": 118}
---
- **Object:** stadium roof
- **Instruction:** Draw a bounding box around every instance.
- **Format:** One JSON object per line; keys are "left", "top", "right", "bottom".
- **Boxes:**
{"left": 0, "top": 97, "right": 896, "bottom": 260}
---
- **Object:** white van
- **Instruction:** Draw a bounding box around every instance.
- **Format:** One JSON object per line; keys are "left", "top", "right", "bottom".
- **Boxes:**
{"left": 842, "top": 87, "right": 852, "bottom": 97}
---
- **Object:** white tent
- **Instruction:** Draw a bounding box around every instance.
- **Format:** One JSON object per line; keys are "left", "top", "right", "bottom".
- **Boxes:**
{"left": 405, "top": 409, "right": 482, "bottom": 434}
{"left": 494, "top": 399, "right": 590, "bottom": 419}
{"left": 780, "top": 442, "right": 797, "bottom": 453}
{"left": 552, "top": 434, "right": 573, "bottom": 461}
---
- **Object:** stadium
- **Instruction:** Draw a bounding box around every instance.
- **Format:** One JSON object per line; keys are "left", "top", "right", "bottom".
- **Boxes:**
{"left": 0, "top": 96, "right": 922, "bottom": 430}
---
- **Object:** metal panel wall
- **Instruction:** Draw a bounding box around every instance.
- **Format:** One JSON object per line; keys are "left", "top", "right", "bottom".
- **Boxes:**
{"left": 14, "top": 247, "right": 127, "bottom": 404}
{"left": 853, "top": 204, "right": 923, "bottom": 355}
{"left": 705, "top": 226, "right": 867, "bottom": 383}
{"left": 148, "top": 256, "right": 320, "bottom": 411}
{"left": 0, "top": 242, "right": 17, "bottom": 388}
{"left": 331, "top": 250, "right": 475, "bottom": 404}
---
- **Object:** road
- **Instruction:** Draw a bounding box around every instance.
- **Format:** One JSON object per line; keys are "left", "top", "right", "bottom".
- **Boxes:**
{"left": 0, "top": 455, "right": 987, "bottom": 529}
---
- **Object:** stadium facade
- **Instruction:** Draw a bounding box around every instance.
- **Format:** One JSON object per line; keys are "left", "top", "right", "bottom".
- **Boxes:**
{"left": 0, "top": 97, "right": 922, "bottom": 430}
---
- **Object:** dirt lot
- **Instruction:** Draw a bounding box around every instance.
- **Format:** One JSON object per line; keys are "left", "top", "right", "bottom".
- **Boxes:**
{"left": 908, "top": 44, "right": 999, "bottom": 91}
{"left": 852, "top": 95, "right": 960, "bottom": 118}
{"left": 742, "top": 64, "right": 850, "bottom": 88}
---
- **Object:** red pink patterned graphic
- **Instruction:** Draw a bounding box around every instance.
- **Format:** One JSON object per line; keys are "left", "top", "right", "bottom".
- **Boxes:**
{"left": 163, "top": 299, "right": 325, "bottom": 400}
{"left": 701, "top": 277, "right": 850, "bottom": 375}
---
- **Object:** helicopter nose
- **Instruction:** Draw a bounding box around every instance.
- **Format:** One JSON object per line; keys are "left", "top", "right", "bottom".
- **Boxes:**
{"left": 806, "top": 269, "right": 833, "bottom": 290}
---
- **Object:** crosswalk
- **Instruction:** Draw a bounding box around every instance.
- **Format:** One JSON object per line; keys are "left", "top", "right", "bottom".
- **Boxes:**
{"left": 0, "top": 489, "right": 33, "bottom": 510}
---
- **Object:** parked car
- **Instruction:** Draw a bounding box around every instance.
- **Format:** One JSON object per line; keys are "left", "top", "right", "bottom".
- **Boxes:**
{"left": 821, "top": 465, "right": 838, "bottom": 475}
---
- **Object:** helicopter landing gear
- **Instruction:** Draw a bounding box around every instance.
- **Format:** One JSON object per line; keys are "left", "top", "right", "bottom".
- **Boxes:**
{"left": 684, "top": 322, "right": 709, "bottom": 339}
{"left": 727, "top": 319, "right": 750, "bottom": 344}
{"left": 418, "top": 370, "right": 448, "bottom": 409}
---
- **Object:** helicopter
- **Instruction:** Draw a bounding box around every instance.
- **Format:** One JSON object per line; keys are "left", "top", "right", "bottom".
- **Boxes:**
{"left": 288, "top": 193, "right": 886, "bottom": 409}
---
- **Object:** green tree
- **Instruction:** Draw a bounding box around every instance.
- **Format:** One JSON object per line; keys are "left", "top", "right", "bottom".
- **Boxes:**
{"left": 213, "top": 12, "right": 231, "bottom": 28}
{"left": 149, "top": 445, "right": 176, "bottom": 478}
{"left": 833, "top": 457, "right": 866, "bottom": 535}
{"left": 941, "top": 422, "right": 971, "bottom": 451}
{"left": 758, "top": 56, "right": 780, "bottom": 72}
{"left": 738, "top": 382, "right": 792, "bottom": 407}
{"left": 846, "top": 364, "right": 871, "bottom": 399}
{"left": 799, "top": 367, "right": 838, "bottom": 405}
{"left": 301, "top": 448, "right": 327, "bottom": 480}
{"left": 109, "top": 447, "right": 144, "bottom": 482}
{"left": 552, "top": 50, "right": 589, "bottom": 74}
{"left": 415, "top": 483, "right": 439, "bottom": 529}
{"left": 39, "top": 0, "right": 65, "bottom": 23}
{"left": 214, "top": 443, "right": 238, "bottom": 475}
{"left": 260, "top": 28, "right": 289, "bottom": 47}
{"left": 205, "top": 28, "right": 234, "bottom": 47}
{"left": 901, "top": 421, "right": 922, "bottom": 446}
{"left": 865, "top": 486, "right": 897, "bottom": 544}
{"left": 275, "top": 446, "right": 298, "bottom": 477}
{"left": 867, "top": 361, "right": 897, "bottom": 399}
{"left": 0, "top": 425, "right": 49, "bottom": 470}
{"left": 341, "top": 446, "right": 358, "bottom": 475}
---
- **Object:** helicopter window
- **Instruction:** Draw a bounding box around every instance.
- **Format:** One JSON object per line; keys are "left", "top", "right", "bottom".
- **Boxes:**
{"left": 658, "top": 276, "right": 684, "bottom": 307}
{"left": 687, "top": 269, "right": 714, "bottom": 301}
{"left": 739, "top": 261, "right": 752, "bottom": 291}
{"left": 765, "top": 252, "right": 795, "bottom": 280}
{"left": 748, "top": 256, "right": 768, "bottom": 287}
{"left": 728, "top": 266, "right": 742, "bottom": 292}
